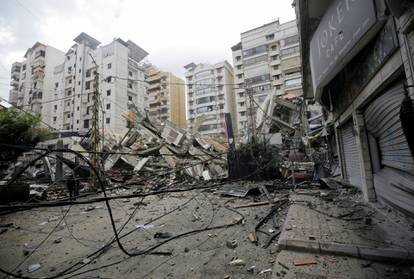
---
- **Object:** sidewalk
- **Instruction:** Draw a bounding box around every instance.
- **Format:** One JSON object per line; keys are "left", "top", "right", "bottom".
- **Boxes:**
{"left": 272, "top": 185, "right": 414, "bottom": 278}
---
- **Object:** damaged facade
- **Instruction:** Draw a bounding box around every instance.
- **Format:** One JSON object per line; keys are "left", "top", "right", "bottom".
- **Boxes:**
{"left": 295, "top": 0, "right": 414, "bottom": 217}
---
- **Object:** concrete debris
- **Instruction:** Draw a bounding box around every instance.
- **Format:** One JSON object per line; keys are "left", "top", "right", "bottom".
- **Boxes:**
{"left": 258, "top": 268, "right": 272, "bottom": 274}
{"left": 226, "top": 240, "right": 238, "bottom": 249}
{"left": 27, "top": 263, "right": 41, "bottom": 273}
{"left": 53, "top": 236, "right": 63, "bottom": 244}
{"left": 100, "top": 117, "right": 228, "bottom": 181}
{"left": 228, "top": 259, "right": 246, "bottom": 266}
{"left": 154, "top": 232, "right": 172, "bottom": 239}
{"left": 247, "top": 265, "right": 256, "bottom": 273}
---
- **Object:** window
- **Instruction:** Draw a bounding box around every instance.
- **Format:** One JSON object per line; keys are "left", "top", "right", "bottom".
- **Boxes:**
{"left": 77, "top": 106, "right": 79, "bottom": 111}
{"left": 106, "top": 118, "right": 110, "bottom": 124}
{"left": 276, "top": 85, "right": 281, "bottom": 90}
{"left": 244, "top": 55, "right": 267, "bottom": 66}
{"left": 128, "top": 71, "right": 132, "bottom": 76}
{"left": 35, "top": 50, "right": 45, "bottom": 58}
{"left": 68, "top": 66, "right": 72, "bottom": 74}
{"left": 245, "top": 74, "right": 270, "bottom": 85}
{"left": 22, "top": 64, "right": 26, "bottom": 71}
{"left": 107, "top": 63, "right": 112, "bottom": 69}
{"left": 68, "top": 79, "right": 72, "bottom": 84}
{"left": 128, "top": 82, "right": 133, "bottom": 89}
{"left": 84, "top": 120, "right": 89, "bottom": 128}
{"left": 78, "top": 81, "right": 81, "bottom": 85}
{"left": 107, "top": 90, "right": 111, "bottom": 96}
{"left": 236, "top": 56, "right": 241, "bottom": 61}
{"left": 243, "top": 45, "right": 268, "bottom": 58}
{"left": 128, "top": 95, "right": 132, "bottom": 101}
{"left": 266, "top": 34, "right": 274, "bottom": 40}
{"left": 280, "top": 46, "right": 300, "bottom": 57}
{"left": 85, "top": 81, "right": 91, "bottom": 90}
{"left": 285, "top": 77, "right": 302, "bottom": 88}
{"left": 271, "top": 45, "right": 277, "bottom": 51}
{"left": 79, "top": 69, "right": 81, "bottom": 73}
{"left": 54, "top": 105, "right": 57, "bottom": 110}
{"left": 86, "top": 69, "right": 91, "bottom": 77}
{"left": 55, "top": 82, "right": 59, "bottom": 89}
{"left": 53, "top": 117, "right": 57, "bottom": 122}
{"left": 76, "top": 120, "right": 79, "bottom": 124}
{"left": 283, "top": 35, "right": 299, "bottom": 47}
{"left": 271, "top": 55, "right": 279, "bottom": 61}
{"left": 106, "top": 103, "right": 110, "bottom": 110}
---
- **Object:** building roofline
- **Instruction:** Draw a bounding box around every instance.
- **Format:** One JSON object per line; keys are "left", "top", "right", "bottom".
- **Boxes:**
{"left": 73, "top": 32, "right": 101, "bottom": 49}
{"left": 231, "top": 42, "right": 242, "bottom": 51}
{"left": 241, "top": 18, "right": 297, "bottom": 35}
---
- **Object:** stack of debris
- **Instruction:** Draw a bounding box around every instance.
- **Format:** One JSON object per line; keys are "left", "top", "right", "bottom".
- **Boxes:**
{"left": 98, "top": 118, "right": 228, "bottom": 181}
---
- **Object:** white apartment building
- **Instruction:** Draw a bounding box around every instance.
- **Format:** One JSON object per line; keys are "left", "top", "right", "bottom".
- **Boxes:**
{"left": 51, "top": 33, "right": 148, "bottom": 135}
{"left": 184, "top": 61, "right": 236, "bottom": 140}
{"left": 231, "top": 20, "right": 302, "bottom": 138}
{"left": 9, "top": 42, "right": 65, "bottom": 118}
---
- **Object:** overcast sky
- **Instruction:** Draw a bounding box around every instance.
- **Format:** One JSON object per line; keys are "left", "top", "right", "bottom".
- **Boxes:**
{"left": 0, "top": 0, "right": 296, "bottom": 100}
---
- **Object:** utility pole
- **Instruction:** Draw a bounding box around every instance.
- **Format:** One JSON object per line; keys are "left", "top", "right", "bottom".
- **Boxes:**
{"left": 89, "top": 54, "right": 99, "bottom": 190}
{"left": 247, "top": 80, "right": 257, "bottom": 142}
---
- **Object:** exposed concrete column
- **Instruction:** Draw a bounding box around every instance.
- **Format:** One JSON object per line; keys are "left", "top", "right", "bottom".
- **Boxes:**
{"left": 334, "top": 122, "right": 345, "bottom": 180}
{"left": 353, "top": 111, "right": 377, "bottom": 202}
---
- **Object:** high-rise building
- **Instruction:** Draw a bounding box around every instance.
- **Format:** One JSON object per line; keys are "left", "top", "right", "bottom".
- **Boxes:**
{"left": 184, "top": 61, "right": 236, "bottom": 140}
{"left": 144, "top": 66, "right": 186, "bottom": 128}
{"left": 231, "top": 20, "right": 302, "bottom": 138}
{"left": 9, "top": 42, "right": 65, "bottom": 118}
{"left": 9, "top": 34, "right": 148, "bottom": 136}
{"left": 51, "top": 33, "right": 148, "bottom": 134}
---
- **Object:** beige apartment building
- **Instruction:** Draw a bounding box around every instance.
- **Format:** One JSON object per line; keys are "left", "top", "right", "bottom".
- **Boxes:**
{"left": 231, "top": 19, "right": 302, "bottom": 139}
{"left": 145, "top": 66, "right": 186, "bottom": 128}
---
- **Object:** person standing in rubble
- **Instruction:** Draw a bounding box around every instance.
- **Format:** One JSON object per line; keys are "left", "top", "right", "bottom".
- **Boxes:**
{"left": 65, "top": 171, "right": 79, "bottom": 200}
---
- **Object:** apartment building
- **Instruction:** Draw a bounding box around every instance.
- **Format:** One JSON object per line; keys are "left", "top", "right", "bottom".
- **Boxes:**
{"left": 231, "top": 20, "right": 302, "bottom": 138}
{"left": 145, "top": 66, "right": 186, "bottom": 128}
{"left": 184, "top": 61, "right": 236, "bottom": 140}
{"left": 9, "top": 42, "right": 65, "bottom": 118}
{"left": 50, "top": 33, "right": 148, "bottom": 135}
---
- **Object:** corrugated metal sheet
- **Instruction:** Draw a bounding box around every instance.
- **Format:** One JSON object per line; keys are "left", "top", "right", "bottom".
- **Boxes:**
{"left": 364, "top": 85, "right": 414, "bottom": 218}
{"left": 340, "top": 119, "right": 363, "bottom": 188}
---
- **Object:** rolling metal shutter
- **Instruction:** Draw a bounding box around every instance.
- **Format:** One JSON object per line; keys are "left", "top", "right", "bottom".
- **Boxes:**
{"left": 340, "top": 119, "right": 363, "bottom": 188}
{"left": 364, "top": 85, "right": 414, "bottom": 217}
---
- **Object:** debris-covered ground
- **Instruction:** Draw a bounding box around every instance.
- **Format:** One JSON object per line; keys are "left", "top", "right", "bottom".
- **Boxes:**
{"left": 1, "top": 179, "right": 414, "bottom": 279}
{"left": 0, "top": 181, "right": 291, "bottom": 279}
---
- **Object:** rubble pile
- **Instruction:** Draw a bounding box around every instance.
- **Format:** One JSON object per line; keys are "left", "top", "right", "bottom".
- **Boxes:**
{"left": 100, "top": 118, "right": 228, "bottom": 182}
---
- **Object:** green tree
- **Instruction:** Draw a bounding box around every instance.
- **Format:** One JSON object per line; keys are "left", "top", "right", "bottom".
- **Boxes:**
{"left": 0, "top": 109, "right": 52, "bottom": 176}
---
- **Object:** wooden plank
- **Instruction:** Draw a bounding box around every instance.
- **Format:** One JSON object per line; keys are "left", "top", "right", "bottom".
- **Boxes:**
{"left": 293, "top": 258, "right": 318, "bottom": 266}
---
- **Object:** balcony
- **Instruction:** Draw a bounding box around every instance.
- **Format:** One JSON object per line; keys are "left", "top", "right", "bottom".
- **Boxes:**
{"left": 280, "top": 56, "right": 301, "bottom": 72}
{"left": 270, "top": 59, "right": 281, "bottom": 66}
{"left": 10, "top": 79, "right": 19, "bottom": 86}
{"left": 31, "top": 60, "right": 45, "bottom": 70}
{"left": 11, "top": 72, "right": 20, "bottom": 79}
{"left": 146, "top": 74, "right": 161, "bottom": 83}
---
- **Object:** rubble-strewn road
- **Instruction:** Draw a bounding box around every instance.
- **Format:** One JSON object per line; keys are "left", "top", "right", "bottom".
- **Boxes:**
{"left": 0, "top": 182, "right": 289, "bottom": 279}
{"left": 1, "top": 180, "right": 413, "bottom": 279}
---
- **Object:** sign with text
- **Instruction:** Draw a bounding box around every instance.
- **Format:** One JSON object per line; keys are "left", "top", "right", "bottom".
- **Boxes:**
{"left": 310, "top": 0, "right": 377, "bottom": 97}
